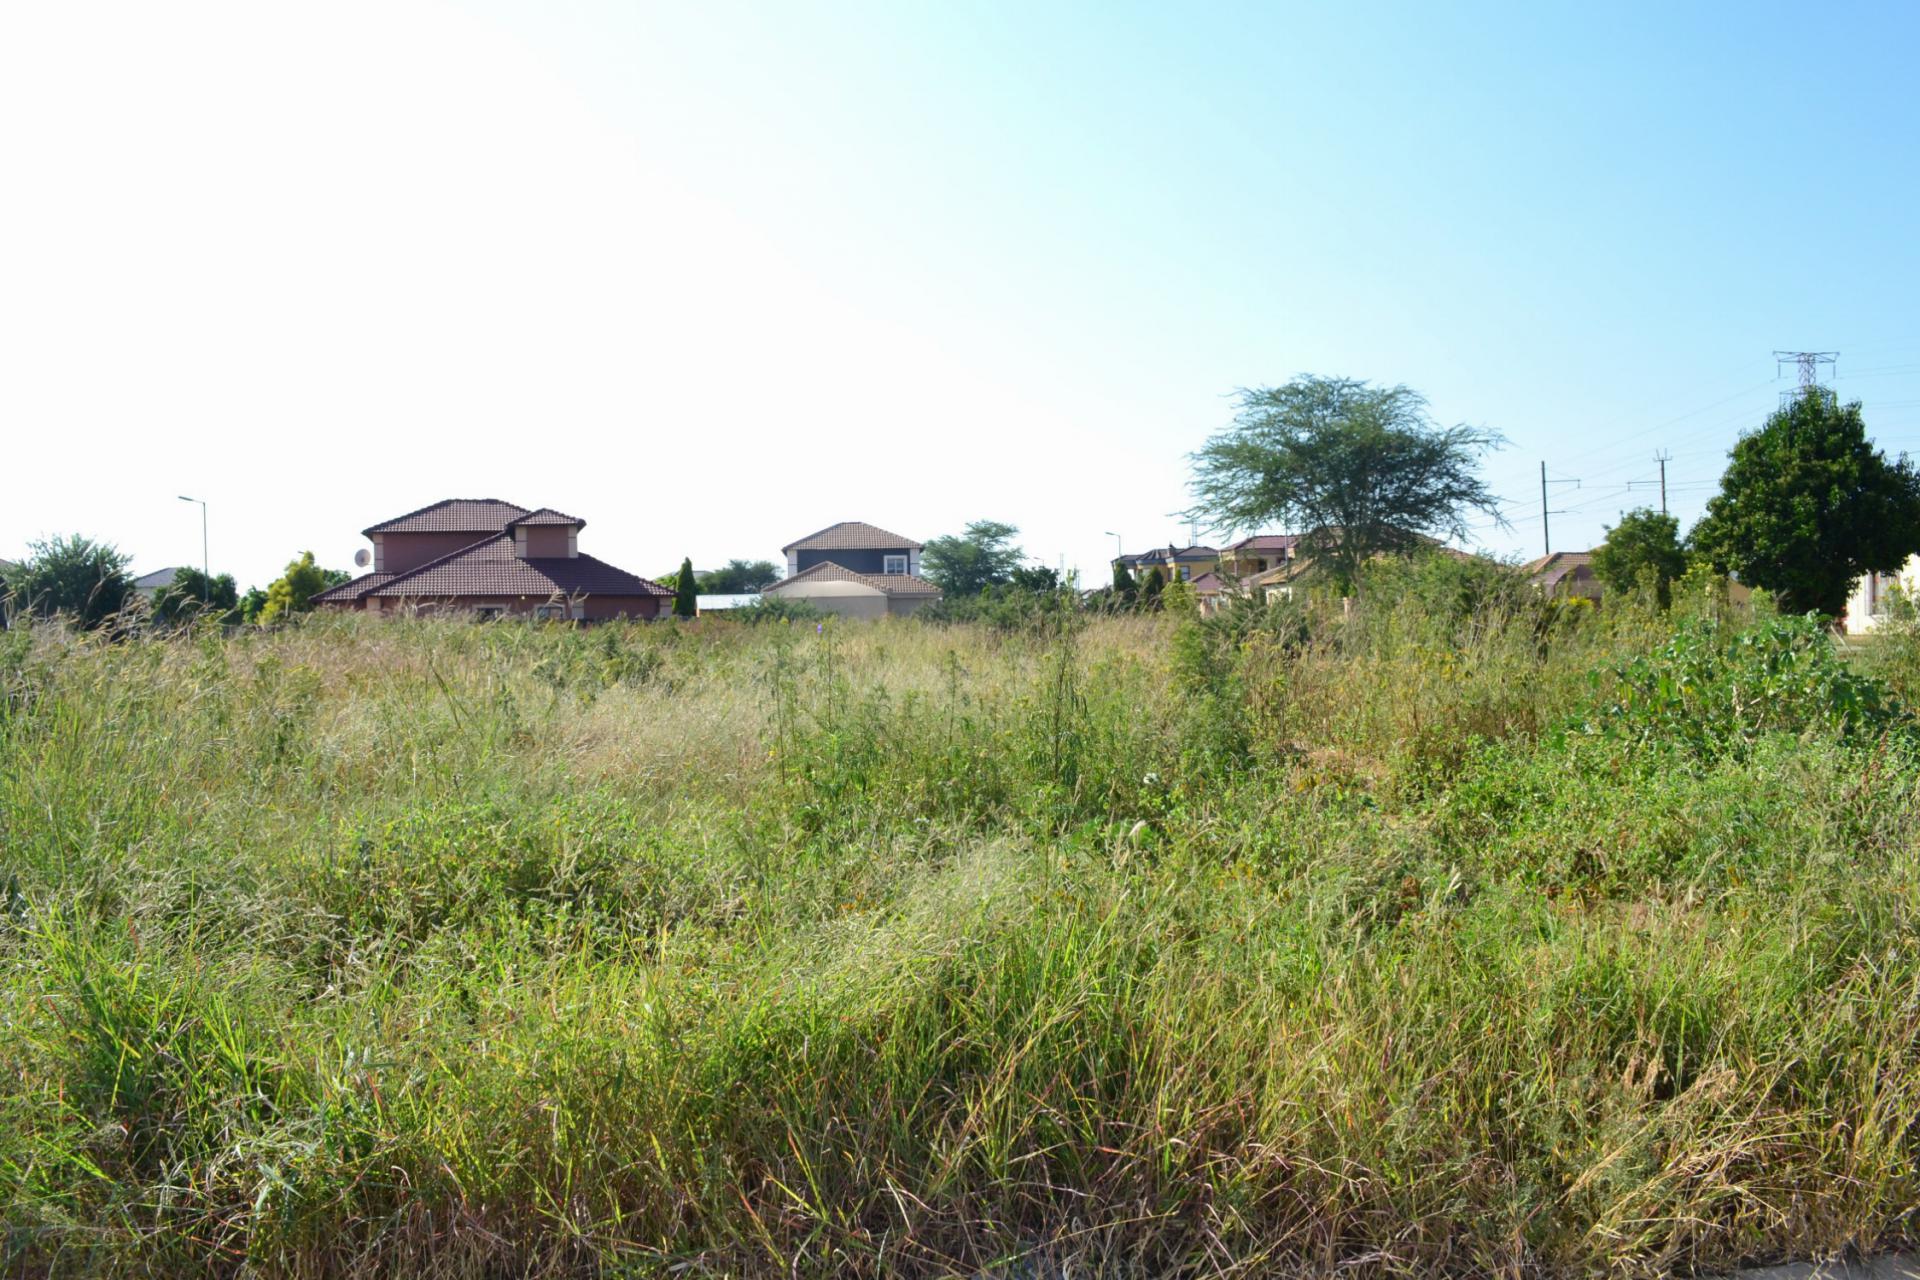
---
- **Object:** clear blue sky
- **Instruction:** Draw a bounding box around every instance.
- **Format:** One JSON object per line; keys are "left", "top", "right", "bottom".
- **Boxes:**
{"left": 4, "top": 0, "right": 1918, "bottom": 587}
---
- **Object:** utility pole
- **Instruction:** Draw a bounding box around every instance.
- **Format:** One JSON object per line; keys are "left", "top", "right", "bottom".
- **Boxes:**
{"left": 1539, "top": 463, "right": 1580, "bottom": 556}
{"left": 178, "top": 495, "right": 208, "bottom": 584}
{"left": 1655, "top": 451, "right": 1670, "bottom": 515}
{"left": 1540, "top": 462, "right": 1548, "bottom": 556}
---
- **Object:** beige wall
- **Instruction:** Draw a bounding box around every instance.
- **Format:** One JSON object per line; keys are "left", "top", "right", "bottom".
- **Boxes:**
{"left": 766, "top": 580, "right": 892, "bottom": 620}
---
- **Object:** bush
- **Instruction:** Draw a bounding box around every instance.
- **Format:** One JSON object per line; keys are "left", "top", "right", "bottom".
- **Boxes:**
{"left": 917, "top": 584, "right": 1080, "bottom": 632}
{"left": 724, "top": 596, "right": 825, "bottom": 624}
{"left": 1584, "top": 613, "right": 1910, "bottom": 758}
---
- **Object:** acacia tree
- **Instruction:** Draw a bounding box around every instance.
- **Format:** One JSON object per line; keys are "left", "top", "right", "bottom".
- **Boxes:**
{"left": 1186, "top": 375, "right": 1504, "bottom": 590}
{"left": 2, "top": 534, "right": 132, "bottom": 629}
{"left": 921, "top": 521, "right": 1025, "bottom": 596}
{"left": 1690, "top": 391, "right": 1920, "bottom": 617}
{"left": 1591, "top": 508, "right": 1687, "bottom": 608}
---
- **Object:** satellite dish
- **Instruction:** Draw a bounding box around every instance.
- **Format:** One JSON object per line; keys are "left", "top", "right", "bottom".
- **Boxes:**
{"left": 353, "top": 548, "right": 371, "bottom": 568}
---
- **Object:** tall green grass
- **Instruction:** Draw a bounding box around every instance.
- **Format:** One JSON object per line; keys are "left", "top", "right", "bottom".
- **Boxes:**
{"left": 3, "top": 574, "right": 1918, "bottom": 1277}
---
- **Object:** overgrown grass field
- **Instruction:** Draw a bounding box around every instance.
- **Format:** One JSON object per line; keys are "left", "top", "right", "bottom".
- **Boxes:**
{"left": 5, "top": 565, "right": 1920, "bottom": 1277}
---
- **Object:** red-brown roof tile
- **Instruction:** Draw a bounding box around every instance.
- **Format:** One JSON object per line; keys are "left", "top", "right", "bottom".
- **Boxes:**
{"left": 313, "top": 571, "right": 399, "bottom": 604}
{"left": 365, "top": 535, "right": 671, "bottom": 599}
{"left": 508, "top": 507, "right": 585, "bottom": 528}
{"left": 781, "top": 521, "right": 922, "bottom": 554}
{"left": 363, "top": 499, "right": 529, "bottom": 537}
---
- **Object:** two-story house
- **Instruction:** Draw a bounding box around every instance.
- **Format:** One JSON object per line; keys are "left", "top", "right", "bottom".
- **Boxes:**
{"left": 314, "top": 499, "right": 673, "bottom": 620}
{"left": 760, "top": 521, "right": 942, "bottom": 619}
{"left": 1115, "top": 544, "right": 1220, "bottom": 584}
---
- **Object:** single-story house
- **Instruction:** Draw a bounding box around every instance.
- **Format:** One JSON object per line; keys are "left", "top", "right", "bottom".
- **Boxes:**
{"left": 1845, "top": 555, "right": 1920, "bottom": 635}
{"left": 132, "top": 567, "right": 187, "bottom": 600}
{"left": 1520, "top": 550, "right": 1603, "bottom": 603}
{"left": 764, "top": 522, "right": 943, "bottom": 618}
{"left": 314, "top": 499, "right": 673, "bottom": 620}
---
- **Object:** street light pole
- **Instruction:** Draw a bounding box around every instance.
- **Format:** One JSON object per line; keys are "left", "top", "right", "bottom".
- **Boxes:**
{"left": 1103, "top": 530, "right": 1122, "bottom": 562}
{"left": 178, "top": 496, "right": 207, "bottom": 584}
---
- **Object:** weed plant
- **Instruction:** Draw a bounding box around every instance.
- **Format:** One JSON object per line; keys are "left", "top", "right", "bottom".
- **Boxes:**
{"left": 3, "top": 567, "right": 1919, "bottom": 1278}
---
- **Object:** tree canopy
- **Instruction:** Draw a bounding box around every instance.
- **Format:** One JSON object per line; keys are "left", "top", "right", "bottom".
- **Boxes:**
{"left": 1, "top": 534, "right": 132, "bottom": 629}
{"left": 921, "top": 521, "right": 1027, "bottom": 597}
{"left": 1591, "top": 508, "right": 1687, "bottom": 609}
{"left": 259, "top": 552, "right": 347, "bottom": 624}
{"left": 1689, "top": 391, "right": 1920, "bottom": 616}
{"left": 1185, "top": 375, "right": 1504, "bottom": 590}
{"left": 152, "top": 568, "right": 240, "bottom": 626}
{"left": 697, "top": 559, "right": 780, "bottom": 594}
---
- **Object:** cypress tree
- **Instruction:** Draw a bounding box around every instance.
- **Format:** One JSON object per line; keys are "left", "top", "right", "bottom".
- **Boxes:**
{"left": 1111, "top": 560, "right": 1136, "bottom": 603}
{"left": 674, "top": 556, "right": 698, "bottom": 618}
{"left": 1140, "top": 565, "right": 1165, "bottom": 611}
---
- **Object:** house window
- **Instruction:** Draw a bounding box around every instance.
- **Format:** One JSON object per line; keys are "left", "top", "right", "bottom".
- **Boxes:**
{"left": 474, "top": 606, "right": 505, "bottom": 622}
{"left": 1177, "top": 565, "right": 1191, "bottom": 581}
{"left": 534, "top": 604, "right": 565, "bottom": 621}
{"left": 883, "top": 554, "right": 908, "bottom": 575}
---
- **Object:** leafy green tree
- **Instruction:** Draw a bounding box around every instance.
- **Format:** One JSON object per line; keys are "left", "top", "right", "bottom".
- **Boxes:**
{"left": 1161, "top": 573, "right": 1199, "bottom": 616}
{"left": 258, "top": 552, "right": 342, "bottom": 624}
{"left": 2, "top": 534, "right": 132, "bottom": 630}
{"left": 697, "top": 559, "right": 780, "bottom": 593}
{"left": 1690, "top": 391, "right": 1920, "bottom": 617}
{"left": 1009, "top": 563, "right": 1060, "bottom": 592}
{"left": 238, "top": 586, "right": 269, "bottom": 624}
{"left": 921, "top": 521, "right": 1026, "bottom": 596}
{"left": 1591, "top": 508, "right": 1687, "bottom": 608}
{"left": 674, "top": 556, "right": 698, "bottom": 618}
{"left": 1111, "top": 560, "right": 1137, "bottom": 603}
{"left": 152, "top": 568, "right": 240, "bottom": 626}
{"left": 1140, "top": 565, "right": 1166, "bottom": 610}
{"left": 1186, "top": 375, "right": 1504, "bottom": 591}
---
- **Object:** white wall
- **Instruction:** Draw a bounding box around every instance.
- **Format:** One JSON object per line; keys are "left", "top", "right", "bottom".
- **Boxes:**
{"left": 1845, "top": 554, "right": 1920, "bottom": 635}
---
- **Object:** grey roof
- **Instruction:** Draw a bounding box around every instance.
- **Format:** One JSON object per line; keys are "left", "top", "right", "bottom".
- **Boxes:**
{"left": 133, "top": 567, "right": 186, "bottom": 589}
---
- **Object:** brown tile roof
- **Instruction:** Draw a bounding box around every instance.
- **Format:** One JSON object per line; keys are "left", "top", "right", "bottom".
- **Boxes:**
{"left": 365, "top": 535, "right": 671, "bottom": 599}
{"left": 1119, "top": 545, "right": 1219, "bottom": 567}
{"left": 781, "top": 521, "right": 922, "bottom": 554}
{"left": 1522, "top": 550, "right": 1595, "bottom": 587}
{"left": 1224, "top": 534, "right": 1299, "bottom": 554}
{"left": 363, "top": 499, "right": 529, "bottom": 537}
{"left": 1190, "top": 572, "right": 1229, "bottom": 593}
{"left": 508, "top": 507, "right": 585, "bottom": 528}
{"left": 313, "top": 571, "right": 400, "bottom": 604}
{"left": 762, "top": 560, "right": 943, "bottom": 598}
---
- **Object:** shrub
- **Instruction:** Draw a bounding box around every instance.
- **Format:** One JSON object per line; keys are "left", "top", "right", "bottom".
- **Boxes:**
{"left": 1584, "top": 613, "right": 1910, "bottom": 758}
{"left": 725, "top": 596, "right": 825, "bottom": 624}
